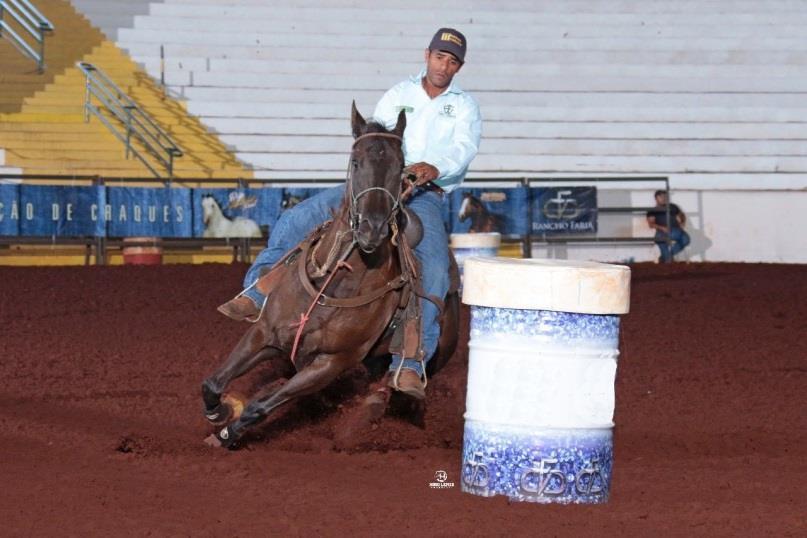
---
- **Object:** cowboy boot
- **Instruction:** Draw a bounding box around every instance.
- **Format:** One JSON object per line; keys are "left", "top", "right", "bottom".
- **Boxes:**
{"left": 388, "top": 368, "right": 426, "bottom": 400}
{"left": 217, "top": 295, "right": 261, "bottom": 321}
{"left": 217, "top": 265, "right": 285, "bottom": 321}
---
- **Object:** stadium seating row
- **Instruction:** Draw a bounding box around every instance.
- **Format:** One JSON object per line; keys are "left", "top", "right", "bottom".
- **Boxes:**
{"left": 63, "top": 0, "right": 807, "bottom": 187}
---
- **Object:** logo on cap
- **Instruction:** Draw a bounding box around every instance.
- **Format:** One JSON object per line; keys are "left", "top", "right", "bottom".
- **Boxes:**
{"left": 441, "top": 32, "right": 463, "bottom": 47}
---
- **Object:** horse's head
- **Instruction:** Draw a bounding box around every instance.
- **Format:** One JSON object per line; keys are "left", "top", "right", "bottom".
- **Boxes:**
{"left": 348, "top": 101, "right": 406, "bottom": 253}
{"left": 201, "top": 195, "right": 220, "bottom": 225}
{"left": 458, "top": 193, "right": 483, "bottom": 222}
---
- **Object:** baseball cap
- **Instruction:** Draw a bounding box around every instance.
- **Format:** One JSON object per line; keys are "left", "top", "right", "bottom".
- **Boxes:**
{"left": 428, "top": 28, "right": 467, "bottom": 63}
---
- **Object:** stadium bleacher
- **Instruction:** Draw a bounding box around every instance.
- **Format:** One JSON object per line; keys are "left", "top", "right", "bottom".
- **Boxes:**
{"left": 0, "top": 0, "right": 251, "bottom": 179}
{"left": 59, "top": 0, "right": 807, "bottom": 187}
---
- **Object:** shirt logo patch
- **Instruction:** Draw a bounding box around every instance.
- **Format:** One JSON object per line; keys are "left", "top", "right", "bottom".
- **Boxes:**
{"left": 440, "top": 104, "right": 456, "bottom": 117}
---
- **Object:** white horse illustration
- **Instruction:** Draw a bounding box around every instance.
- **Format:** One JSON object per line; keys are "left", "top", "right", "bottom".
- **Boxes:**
{"left": 201, "top": 195, "right": 262, "bottom": 238}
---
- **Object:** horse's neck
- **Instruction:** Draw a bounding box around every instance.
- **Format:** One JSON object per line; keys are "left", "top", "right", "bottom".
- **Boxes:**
{"left": 470, "top": 208, "right": 487, "bottom": 228}
{"left": 209, "top": 204, "right": 228, "bottom": 224}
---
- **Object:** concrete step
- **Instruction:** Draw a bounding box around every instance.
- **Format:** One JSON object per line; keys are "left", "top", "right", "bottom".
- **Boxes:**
{"left": 222, "top": 135, "right": 807, "bottom": 157}
{"left": 119, "top": 28, "right": 807, "bottom": 51}
{"left": 14, "top": 166, "right": 249, "bottom": 178}
{"left": 133, "top": 58, "right": 805, "bottom": 79}
{"left": 238, "top": 152, "right": 807, "bottom": 174}
{"left": 4, "top": 147, "right": 238, "bottom": 163}
{"left": 159, "top": 0, "right": 805, "bottom": 11}
{"left": 171, "top": 71, "right": 807, "bottom": 93}
{"left": 146, "top": 3, "right": 807, "bottom": 24}
{"left": 129, "top": 15, "right": 807, "bottom": 38}
{"left": 184, "top": 102, "right": 807, "bottom": 122}
{"left": 0, "top": 134, "right": 232, "bottom": 151}
{"left": 178, "top": 86, "right": 807, "bottom": 108}
{"left": 200, "top": 117, "right": 807, "bottom": 140}
{"left": 247, "top": 170, "right": 806, "bottom": 189}
{"left": 120, "top": 43, "right": 807, "bottom": 65}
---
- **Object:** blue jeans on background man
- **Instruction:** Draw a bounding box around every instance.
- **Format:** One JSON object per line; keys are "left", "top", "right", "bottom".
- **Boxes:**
{"left": 243, "top": 185, "right": 450, "bottom": 376}
{"left": 655, "top": 227, "right": 691, "bottom": 262}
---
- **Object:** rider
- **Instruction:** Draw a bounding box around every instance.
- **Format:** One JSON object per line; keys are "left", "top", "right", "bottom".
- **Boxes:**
{"left": 218, "top": 28, "right": 482, "bottom": 400}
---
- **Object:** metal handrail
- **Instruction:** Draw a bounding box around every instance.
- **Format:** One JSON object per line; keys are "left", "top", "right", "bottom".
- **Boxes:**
{"left": 0, "top": 0, "right": 53, "bottom": 72}
{"left": 77, "top": 62, "right": 183, "bottom": 180}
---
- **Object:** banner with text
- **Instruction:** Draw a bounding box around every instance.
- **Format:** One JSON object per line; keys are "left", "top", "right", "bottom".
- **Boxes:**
{"left": 13, "top": 185, "right": 106, "bottom": 237}
{"left": 0, "top": 185, "right": 20, "bottom": 236}
{"left": 106, "top": 187, "right": 192, "bottom": 237}
{"left": 530, "top": 187, "right": 598, "bottom": 235}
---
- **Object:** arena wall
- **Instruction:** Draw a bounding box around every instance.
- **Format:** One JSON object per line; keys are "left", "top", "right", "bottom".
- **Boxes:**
{"left": 534, "top": 185, "right": 807, "bottom": 264}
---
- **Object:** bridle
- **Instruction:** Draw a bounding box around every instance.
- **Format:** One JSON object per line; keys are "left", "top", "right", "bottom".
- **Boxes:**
{"left": 346, "top": 131, "right": 405, "bottom": 243}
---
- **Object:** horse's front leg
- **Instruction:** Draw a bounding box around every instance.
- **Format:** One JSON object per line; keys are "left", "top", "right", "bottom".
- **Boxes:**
{"left": 205, "top": 353, "right": 351, "bottom": 449}
{"left": 201, "top": 324, "right": 282, "bottom": 424}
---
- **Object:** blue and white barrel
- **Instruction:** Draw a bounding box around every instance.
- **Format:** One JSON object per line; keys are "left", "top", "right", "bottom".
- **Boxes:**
{"left": 460, "top": 257, "right": 631, "bottom": 504}
{"left": 450, "top": 233, "right": 501, "bottom": 283}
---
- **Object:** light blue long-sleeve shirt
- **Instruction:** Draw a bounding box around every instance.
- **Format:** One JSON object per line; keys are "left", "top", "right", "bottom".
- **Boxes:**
{"left": 372, "top": 70, "right": 482, "bottom": 193}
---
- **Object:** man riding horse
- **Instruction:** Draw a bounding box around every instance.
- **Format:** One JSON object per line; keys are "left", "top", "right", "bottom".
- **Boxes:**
{"left": 218, "top": 28, "right": 482, "bottom": 401}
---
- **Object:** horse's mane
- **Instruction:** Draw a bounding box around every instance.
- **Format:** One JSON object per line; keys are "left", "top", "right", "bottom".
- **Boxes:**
{"left": 365, "top": 120, "right": 390, "bottom": 134}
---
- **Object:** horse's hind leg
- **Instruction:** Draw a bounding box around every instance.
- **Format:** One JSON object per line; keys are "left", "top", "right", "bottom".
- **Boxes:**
{"left": 207, "top": 354, "right": 350, "bottom": 448}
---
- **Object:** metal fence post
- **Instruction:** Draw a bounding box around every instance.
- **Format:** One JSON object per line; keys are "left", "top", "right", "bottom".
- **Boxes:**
{"left": 37, "top": 21, "right": 46, "bottom": 73}
{"left": 522, "top": 177, "right": 532, "bottom": 258}
{"left": 124, "top": 106, "right": 134, "bottom": 159}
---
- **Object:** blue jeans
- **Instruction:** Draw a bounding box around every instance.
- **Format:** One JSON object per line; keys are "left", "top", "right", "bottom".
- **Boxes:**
{"left": 655, "top": 228, "right": 691, "bottom": 262}
{"left": 243, "top": 185, "right": 450, "bottom": 377}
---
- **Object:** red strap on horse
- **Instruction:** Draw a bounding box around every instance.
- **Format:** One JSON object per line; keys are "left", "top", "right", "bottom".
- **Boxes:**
{"left": 289, "top": 260, "right": 354, "bottom": 368}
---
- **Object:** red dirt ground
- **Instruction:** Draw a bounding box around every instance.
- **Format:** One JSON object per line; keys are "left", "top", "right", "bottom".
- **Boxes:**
{"left": 1, "top": 262, "right": 805, "bottom": 536}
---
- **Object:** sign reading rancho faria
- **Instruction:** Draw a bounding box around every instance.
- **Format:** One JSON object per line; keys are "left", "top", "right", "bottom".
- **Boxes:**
{"left": 530, "top": 187, "right": 598, "bottom": 235}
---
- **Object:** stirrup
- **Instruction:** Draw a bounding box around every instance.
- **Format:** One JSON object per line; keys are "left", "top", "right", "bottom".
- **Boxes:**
{"left": 389, "top": 360, "right": 428, "bottom": 391}
{"left": 231, "top": 281, "right": 269, "bottom": 324}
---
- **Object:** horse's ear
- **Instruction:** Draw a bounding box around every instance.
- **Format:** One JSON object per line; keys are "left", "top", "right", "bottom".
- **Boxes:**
{"left": 351, "top": 100, "right": 366, "bottom": 139}
{"left": 392, "top": 108, "right": 406, "bottom": 138}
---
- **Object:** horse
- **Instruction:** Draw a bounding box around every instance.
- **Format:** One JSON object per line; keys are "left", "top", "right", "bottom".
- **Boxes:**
{"left": 201, "top": 103, "right": 459, "bottom": 449}
{"left": 201, "top": 195, "right": 262, "bottom": 238}
{"left": 458, "top": 193, "right": 503, "bottom": 233}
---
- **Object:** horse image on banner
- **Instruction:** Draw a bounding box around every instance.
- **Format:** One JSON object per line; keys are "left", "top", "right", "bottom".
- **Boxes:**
{"left": 201, "top": 194, "right": 262, "bottom": 238}
{"left": 458, "top": 193, "right": 503, "bottom": 233}
{"left": 451, "top": 187, "right": 530, "bottom": 236}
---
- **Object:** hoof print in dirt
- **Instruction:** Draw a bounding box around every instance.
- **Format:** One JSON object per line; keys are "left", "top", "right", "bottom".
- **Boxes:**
{"left": 115, "top": 436, "right": 145, "bottom": 455}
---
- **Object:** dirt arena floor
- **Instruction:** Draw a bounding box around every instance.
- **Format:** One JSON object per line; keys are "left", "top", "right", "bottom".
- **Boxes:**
{"left": 0, "top": 261, "right": 805, "bottom": 536}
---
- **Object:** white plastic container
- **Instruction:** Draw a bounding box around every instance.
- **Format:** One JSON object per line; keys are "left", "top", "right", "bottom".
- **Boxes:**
{"left": 460, "top": 257, "right": 631, "bottom": 504}
{"left": 450, "top": 232, "right": 501, "bottom": 283}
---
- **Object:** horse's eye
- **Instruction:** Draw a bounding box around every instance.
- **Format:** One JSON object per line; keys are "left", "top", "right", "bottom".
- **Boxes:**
{"left": 352, "top": 159, "right": 359, "bottom": 170}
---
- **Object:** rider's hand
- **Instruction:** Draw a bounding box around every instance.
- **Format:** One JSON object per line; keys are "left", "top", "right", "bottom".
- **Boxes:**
{"left": 403, "top": 162, "right": 439, "bottom": 186}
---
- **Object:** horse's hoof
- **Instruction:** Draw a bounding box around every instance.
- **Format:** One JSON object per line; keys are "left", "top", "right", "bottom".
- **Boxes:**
{"left": 204, "top": 392, "right": 245, "bottom": 426}
{"left": 363, "top": 390, "right": 390, "bottom": 422}
{"left": 203, "top": 425, "right": 241, "bottom": 450}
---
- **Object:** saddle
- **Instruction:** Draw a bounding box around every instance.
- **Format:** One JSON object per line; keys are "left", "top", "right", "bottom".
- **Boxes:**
{"left": 251, "top": 208, "right": 458, "bottom": 365}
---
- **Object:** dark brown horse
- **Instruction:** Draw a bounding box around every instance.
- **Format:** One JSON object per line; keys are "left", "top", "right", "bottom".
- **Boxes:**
{"left": 458, "top": 193, "right": 503, "bottom": 233}
{"left": 202, "top": 103, "right": 459, "bottom": 449}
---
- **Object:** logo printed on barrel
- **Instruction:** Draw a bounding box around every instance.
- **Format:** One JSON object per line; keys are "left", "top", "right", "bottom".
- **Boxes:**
{"left": 428, "top": 470, "right": 454, "bottom": 489}
{"left": 518, "top": 457, "right": 606, "bottom": 499}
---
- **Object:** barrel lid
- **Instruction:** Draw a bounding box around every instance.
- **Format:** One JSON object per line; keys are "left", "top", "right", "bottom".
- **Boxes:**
{"left": 450, "top": 232, "right": 501, "bottom": 249}
{"left": 461, "top": 257, "right": 630, "bottom": 314}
